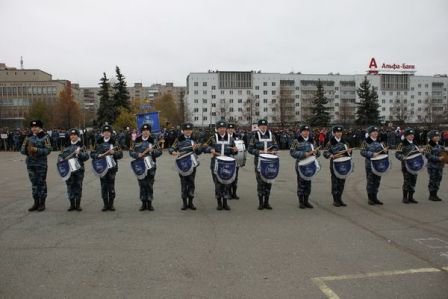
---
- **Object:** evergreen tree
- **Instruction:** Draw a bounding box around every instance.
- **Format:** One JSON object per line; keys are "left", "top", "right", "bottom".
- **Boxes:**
{"left": 97, "top": 72, "right": 114, "bottom": 124}
{"left": 308, "top": 79, "right": 331, "bottom": 127}
{"left": 355, "top": 76, "right": 380, "bottom": 125}
{"left": 112, "top": 66, "right": 130, "bottom": 112}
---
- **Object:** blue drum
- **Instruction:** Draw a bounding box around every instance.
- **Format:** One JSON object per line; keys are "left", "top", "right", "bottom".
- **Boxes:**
{"left": 91, "top": 156, "right": 115, "bottom": 178}
{"left": 57, "top": 158, "right": 81, "bottom": 181}
{"left": 370, "top": 154, "right": 391, "bottom": 176}
{"left": 258, "top": 154, "right": 280, "bottom": 183}
{"left": 175, "top": 152, "right": 199, "bottom": 176}
{"left": 405, "top": 153, "right": 426, "bottom": 175}
{"left": 333, "top": 156, "right": 353, "bottom": 179}
{"left": 296, "top": 155, "right": 320, "bottom": 181}
{"left": 214, "top": 156, "right": 237, "bottom": 185}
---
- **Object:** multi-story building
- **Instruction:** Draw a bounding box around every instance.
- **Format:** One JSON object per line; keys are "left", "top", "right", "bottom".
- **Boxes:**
{"left": 0, "top": 63, "right": 80, "bottom": 128}
{"left": 184, "top": 69, "right": 448, "bottom": 126}
{"left": 79, "top": 82, "right": 186, "bottom": 120}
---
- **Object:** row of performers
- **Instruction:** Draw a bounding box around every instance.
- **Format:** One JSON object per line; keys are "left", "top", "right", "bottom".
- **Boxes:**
{"left": 21, "top": 119, "right": 447, "bottom": 212}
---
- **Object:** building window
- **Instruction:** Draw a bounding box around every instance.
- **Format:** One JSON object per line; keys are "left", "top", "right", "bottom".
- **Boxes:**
{"left": 255, "top": 86, "right": 259, "bottom": 90}
{"left": 221, "top": 90, "right": 225, "bottom": 95}
{"left": 211, "top": 85, "right": 216, "bottom": 90}
{"left": 194, "top": 82, "right": 198, "bottom": 86}
{"left": 272, "top": 82, "right": 276, "bottom": 86}
{"left": 194, "top": 117, "right": 199, "bottom": 121}
{"left": 203, "top": 91, "right": 207, "bottom": 95}
{"left": 211, "top": 95, "right": 216, "bottom": 99}
{"left": 194, "top": 108, "right": 199, "bottom": 112}
{"left": 194, "top": 90, "right": 198, "bottom": 95}
{"left": 238, "top": 99, "right": 242, "bottom": 103}
{"left": 194, "top": 99, "right": 198, "bottom": 103}
{"left": 272, "top": 91, "right": 276, "bottom": 95}
{"left": 263, "top": 99, "right": 268, "bottom": 103}
{"left": 203, "top": 82, "right": 207, "bottom": 87}
{"left": 263, "top": 82, "right": 267, "bottom": 86}
{"left": 202, "top": 108, "right": 207, "bottom": 112}
{"left": 202, "top": 99, "right": 207, "bottom": 104}
{"left": 263, "top": 91, "right": 268, "bottom": 95}
{"left": 229, "top": 99, "right": 234, "bottom": 103}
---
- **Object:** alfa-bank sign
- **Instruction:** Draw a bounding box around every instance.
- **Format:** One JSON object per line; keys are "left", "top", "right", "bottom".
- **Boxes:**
{"left": 368, "top": 57, "right": 416, "bottom": 74}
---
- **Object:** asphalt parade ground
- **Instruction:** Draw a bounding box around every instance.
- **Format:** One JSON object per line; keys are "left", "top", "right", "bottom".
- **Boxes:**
{"left": 1, "top": 150, "right": 448, "bottom": 298}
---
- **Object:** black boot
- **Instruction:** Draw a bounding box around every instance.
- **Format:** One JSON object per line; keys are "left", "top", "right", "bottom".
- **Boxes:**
{"left": 108, "top": 199, "right": 116, "bottom": 211}
{"left": 373, "top": 194, "right": 383, "bottom": 205}
{"left": 368, "top": 193, "right": 376, "bottom": 205}
{"left": 339, "top": 196, "right": 347, "bottom": 207}
{"left": 139, "top": 201, "right": 147, "bottom": 211}
{"left": 102, "top": 198, "right": 108, "bottom": 211}
{"left": 263, "top": 196, "right": 272, "bottom": 210}
{"left": 223, "top": 198, "right": 231, "bottom": 210}
{"left": 37, "top": 198, "right": 46, "bottom": 212}
{"left": 232, "top": 186, "right": 240, "bottom": 200}
{"left": 304, "top": 195, "right": 313, "bottom": 209}
{"left": 402, "top": 191, "right": 409, "bottom": 204}
{"left": 408, "top": 192, "right": 418, "bottom": 204}
{"left": 28, "top": 198, "right": 39, "bottom": 212}
{"left": 147, "top": 201, "right": 154, "bottom": 211}
{"left": 298, "top": 196, "right": 306, "bottom": 209}
{"left": 181, "top": 198, "right": 188, "bottom": 210}
{"left": 188, "top": 197, "right": 196, "bottom": 210}
{"left": 75, "top": 198, "right": 82, "bottom": 211}
{"left": 258, "top": 195, "right": 264, "bottom": 210}
{"left": 68, "top": 199, "right": 76, "bottom": 211}
{"left": 217, "top": 198, "right": 223, "bottom": 210}
{"left": 333, "top": 195, "right": 341, "bottom": 207}
{"left": 428, "top": 191, "right": 441, "bottom": 201}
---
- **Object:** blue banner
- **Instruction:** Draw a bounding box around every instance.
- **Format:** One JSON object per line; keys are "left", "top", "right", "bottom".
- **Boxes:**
{"left": 137, "top": 112, "right": 160, "bottom": 133}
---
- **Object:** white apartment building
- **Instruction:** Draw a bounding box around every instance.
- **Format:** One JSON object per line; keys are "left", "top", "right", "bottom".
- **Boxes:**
{"left": 184, "top": 69, "right": 448, "bottom": 126}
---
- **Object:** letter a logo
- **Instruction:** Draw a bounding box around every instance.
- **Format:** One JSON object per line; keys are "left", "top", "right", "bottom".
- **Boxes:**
{"left": 369, "top": 57, "right": 378, "bottom": 69}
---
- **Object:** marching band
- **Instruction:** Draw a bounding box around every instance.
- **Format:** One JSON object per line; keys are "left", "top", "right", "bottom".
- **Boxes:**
{"left": 20, "top": 119, "right": 448, "bottom": 213}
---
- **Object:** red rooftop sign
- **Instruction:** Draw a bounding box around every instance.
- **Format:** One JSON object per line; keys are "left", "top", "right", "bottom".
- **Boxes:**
{"left": 368, "top": 57, "right": 416, "bottom": 74}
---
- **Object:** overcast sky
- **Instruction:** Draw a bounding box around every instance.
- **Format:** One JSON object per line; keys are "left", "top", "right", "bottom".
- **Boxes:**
{"left": 1, "top": 0, "right": 447, "bottom": 87}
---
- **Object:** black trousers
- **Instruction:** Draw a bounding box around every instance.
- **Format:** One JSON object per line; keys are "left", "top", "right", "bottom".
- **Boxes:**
{"left": 179, "top": 168, "right": 196, "bottom": 199}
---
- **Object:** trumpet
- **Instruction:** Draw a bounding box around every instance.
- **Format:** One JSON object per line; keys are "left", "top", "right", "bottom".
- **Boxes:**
{"left": 98, "top": 146, "right": 120, "bottom": 158}
{"left": 63, "top": 146, "right": 86, "bottom": 160}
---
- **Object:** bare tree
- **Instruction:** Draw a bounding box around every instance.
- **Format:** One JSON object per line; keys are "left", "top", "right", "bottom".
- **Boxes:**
{"left": 391, "top": 95, "right": 409, "bottom": 124}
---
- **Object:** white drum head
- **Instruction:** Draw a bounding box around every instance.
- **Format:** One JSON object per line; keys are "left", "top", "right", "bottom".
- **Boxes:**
{"left": 406, "top": 153, "right": 422, "bottom": 160}
{"left": 298, "top": 155, "right": 316, "bottom": 166}
{"left": 217, "top": 156, "right": 235, "bottom": 162}
{"left": 333, "top": 156, "right": 351, "bottom": 163}
{"left": 371, "top": 154, "right": 388, "bottom": 161}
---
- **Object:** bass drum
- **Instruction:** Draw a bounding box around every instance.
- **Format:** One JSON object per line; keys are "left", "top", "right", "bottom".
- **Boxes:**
{"left": 234, "top": 140, "right": 246, "bottom": 167}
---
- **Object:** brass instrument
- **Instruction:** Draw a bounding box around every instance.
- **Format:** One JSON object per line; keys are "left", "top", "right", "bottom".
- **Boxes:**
{"left": 98, "top": 146, "right": 120, "bottom": 158}
{"left": 63, "top": 145, "right": 86, "bottom": 161}
{"left": 440, "top": 151, "right": 448, "bottom": 164}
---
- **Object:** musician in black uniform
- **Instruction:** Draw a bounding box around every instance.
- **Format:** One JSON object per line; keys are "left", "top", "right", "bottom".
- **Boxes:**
{"left": 90, "top": 124, "right": 123, "bottom": 211}
{"left": 58, "top": 128, "right": 89, "bottom": 211}
{"left": 360, "top": 126, "right": 387, "bottom": 205}
{"left": 395, "top": 128, "right": 422, "bottom": 204}
{"left": 169, "top": 123, "right": 203, "bottom": 210}
{"left": 425, "top": 130, "right": 445, "bottom": 201}
{"left": 248, "top": 119, "right": 279, "bottom": 210}
{"left": 204, "top": 120, "right": 238, "bottom": 211}
{"left": 227, "top": 123, "right": 241, "bottom": 199}
{"left": 129, "top": 124, "right": 162, "bottom": 211}
{"left": 20, "top": 120, "right": 52, "bottom": 212}
{"left": 323, "top": 125, "right": 352, "bottom": 207}
{"left": 290, "top": 124, "right": 320, "bottom": 209}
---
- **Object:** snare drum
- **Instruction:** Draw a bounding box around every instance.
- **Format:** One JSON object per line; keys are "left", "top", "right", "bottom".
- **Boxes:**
{"left": 297, "top": 156, "right": 320, "bottom": 181}
{"left": 234, "top": 140, "right": 246, "bottom": 167}
{"left": 214, "top": 156, "right": 237, "bottom": 185}
{"left": 258, "top": 154, "right": 280, "bottom": 183}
